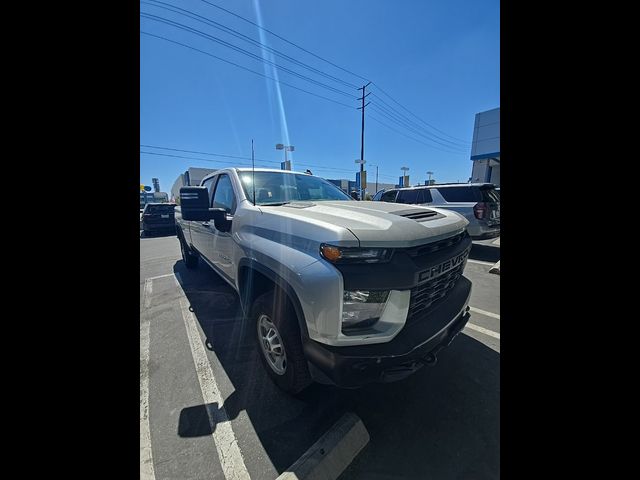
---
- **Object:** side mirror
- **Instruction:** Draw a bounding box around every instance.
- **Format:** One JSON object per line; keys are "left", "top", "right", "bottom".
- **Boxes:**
{"left": 180, "top": 186, "right": 211, "bottom": 221}
{"left": 209, "top": 207, "right": 232, "bottom": 233}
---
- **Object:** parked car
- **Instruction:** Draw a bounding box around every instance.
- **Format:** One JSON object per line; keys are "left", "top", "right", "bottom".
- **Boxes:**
{"left": 372, "top": 183, "right": 500, "bottom": 239}
{"left": 176, "top": 168, "right": 473, "bottom": 393}
{"left": 141, "top": 203, "right": 177, "bottom": 236}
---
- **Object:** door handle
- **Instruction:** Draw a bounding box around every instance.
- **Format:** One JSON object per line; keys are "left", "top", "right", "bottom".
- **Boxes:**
{"left": 201, "top": 222, "right": 210, "bottom": 227}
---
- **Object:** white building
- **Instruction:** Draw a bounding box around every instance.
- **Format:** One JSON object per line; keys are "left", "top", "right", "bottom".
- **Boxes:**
{"left": 470, "top": 107, "right": 500, "bottom": 185}
{"left": 171, "top": 167, "right": 218, "bottom": 202}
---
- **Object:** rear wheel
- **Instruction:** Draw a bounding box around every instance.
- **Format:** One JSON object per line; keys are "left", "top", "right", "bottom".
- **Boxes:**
{"left": 252, "top": 290, "right": 311, "bottom": 394}
{"left": 179, "top": 233, "right": 199, "bottom": 269}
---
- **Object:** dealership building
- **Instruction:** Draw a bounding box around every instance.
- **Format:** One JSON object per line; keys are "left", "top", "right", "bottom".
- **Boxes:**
{"left": 470, "top": 107, "right": 500, "bottom": 185}
{"left": 171, "top": 167, "right": 218, "bottom": 202}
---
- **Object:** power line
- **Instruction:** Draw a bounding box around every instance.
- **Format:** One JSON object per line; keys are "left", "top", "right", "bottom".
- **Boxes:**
{"left": 140, "top": 144, "right": 398, "bottom": 178}
{"left": 141, "top": 144, "right": 273, "bottom": 163}
{"left": 140, "top": 149, "right": 397, "bottom": 178}
{"left": 197, "top": 0, "right": 470, "bottom": 145}
{"left": 141, "top": 150, "right": 265, "bottom": 167}
{"left": 140, "top": 13, "right": 357, "bottom": 99}
{"left": 142, "top": 0, "right": 359, "bottom": 89}
{"left": 370, "top": 103, "right": 466, "bottom": 151}
{"left": 370, "top": 104, "right": 468, "bottom": 154}
{"left": 140, "top": 31, "right": 355, "bottom": 109}
{"left": 368, "top": 115, "right": 467, "bottom": 156}
{"left": 198, "top": 0, "right": 371, "bottom": 83}
{"left": 371, "top": 86, "right": 471, "bottom": 144}
{"left": 370, "top": 92, "right": 470, "bottom": 148}
{"left": 144, "top": 2, "right": 470, "bottom": 150}
{"left": 194, "top": 0, "right": 469, "bottom": 147}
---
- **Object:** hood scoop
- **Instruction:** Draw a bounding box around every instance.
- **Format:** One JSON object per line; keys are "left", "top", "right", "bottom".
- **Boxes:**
{"left": 392, "top": 208, "right": 444, "bottom": 222}
{"left": 282, "top": 201, "right": 316, "bottom": 209}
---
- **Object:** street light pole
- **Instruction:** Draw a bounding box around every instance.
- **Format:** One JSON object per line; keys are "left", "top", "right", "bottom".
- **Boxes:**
{"left": 401, "top": 166, "right": 409, "bottom": 187}
{"left": 427, "top": 171, "right": 434, "bottom": 185}
{"left": 370, "top": 164, "right": 379, "bottom": 193}
{"left": 276, "top": 144, "right": 295, "bottom": 170}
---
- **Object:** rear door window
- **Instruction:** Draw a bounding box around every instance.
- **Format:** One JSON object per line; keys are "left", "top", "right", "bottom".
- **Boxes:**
{"left": 380, "top": 190, "right": 398, "bottom": 202}
{"left": 396, "top": 189, "right": 422, "bottom": 204}
{"left": 437, "top": 187, "right": 480, "bottom": 202}
{"left": 418, "top": 189, "right": 433, "bottom": 203}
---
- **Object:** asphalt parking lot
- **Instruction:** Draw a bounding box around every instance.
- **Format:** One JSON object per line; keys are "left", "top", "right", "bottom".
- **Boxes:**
{"left": 140, "top": 231, "right": 500, "bottom": 479}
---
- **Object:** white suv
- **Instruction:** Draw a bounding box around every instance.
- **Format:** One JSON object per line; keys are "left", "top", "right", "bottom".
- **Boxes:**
{"left": 373, "top": 183, "right": 500, "bottom": 239}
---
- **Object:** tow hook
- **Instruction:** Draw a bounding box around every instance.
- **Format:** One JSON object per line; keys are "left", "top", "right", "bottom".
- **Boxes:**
{"left": 423, "top": 353, "right": 438, "bottom": 367}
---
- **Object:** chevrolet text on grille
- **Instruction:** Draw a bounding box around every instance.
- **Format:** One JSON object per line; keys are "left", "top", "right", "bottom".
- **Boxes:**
{"left": 418, "top": 249, "right": 470, "bottom": 283}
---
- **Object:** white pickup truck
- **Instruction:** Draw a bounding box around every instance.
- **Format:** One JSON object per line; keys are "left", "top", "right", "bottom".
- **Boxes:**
{"left": 176, "top": 168, "right": 472, "bottom": 393}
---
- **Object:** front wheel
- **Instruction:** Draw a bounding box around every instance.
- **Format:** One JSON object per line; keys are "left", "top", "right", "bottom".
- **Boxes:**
{"left": 252, "top": 290, "right": 311, "bottom": 394}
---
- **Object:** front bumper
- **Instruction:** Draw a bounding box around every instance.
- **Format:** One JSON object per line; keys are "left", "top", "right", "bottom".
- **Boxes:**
{"left": 303, "top": 275, "right": 472, "bottom": 388}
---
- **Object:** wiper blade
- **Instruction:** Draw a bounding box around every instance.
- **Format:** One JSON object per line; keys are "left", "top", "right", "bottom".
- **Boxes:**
{"left": 259, "top": 201, "right": 291, "bottom": 206}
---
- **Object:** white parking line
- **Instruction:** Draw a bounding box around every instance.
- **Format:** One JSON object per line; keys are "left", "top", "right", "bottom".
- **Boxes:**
{"left": 467, "top": 259, "right": 496, "bottom": 266}
{"left": 180, "top": 297, "right": 251, "bottom": 480}
{"left": 465, "top": 322, "right": 500, "bottom": 339}
{"left": 145, "top": 273, "right": 177, "bottom": 282}
{"left": 469, "top": 306, "right": 500, "bottom": 320}
{"left": 140, "top": 280, "right": 156, "bottom": 480}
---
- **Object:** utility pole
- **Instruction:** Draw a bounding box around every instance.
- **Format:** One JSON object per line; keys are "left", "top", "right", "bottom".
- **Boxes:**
{"left": 357, "top": 82, "right": 371, "bottom": 199}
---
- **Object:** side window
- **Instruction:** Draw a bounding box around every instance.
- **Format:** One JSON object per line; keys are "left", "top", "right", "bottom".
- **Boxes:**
{"left": 396, "top": 189, "right": 422, "bottom": 204}
{"left": 212, "top": 174, "right": 237, "bottom": 214}
{"left": 418, "top": 189, "right": 433, "bottom": 203}
{"left": 437, "top": 187, "right": 479, "bottom": 202}
{"left": 202, "top": 176, "right": 216, "bottom": 203}
{"left": 380, "top": 190, "right": 398, "bottom": 202}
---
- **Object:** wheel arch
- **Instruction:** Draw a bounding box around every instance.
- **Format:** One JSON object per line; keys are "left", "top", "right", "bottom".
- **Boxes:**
{"left": 237, "top": 259, "right": 309, "bottom": 339}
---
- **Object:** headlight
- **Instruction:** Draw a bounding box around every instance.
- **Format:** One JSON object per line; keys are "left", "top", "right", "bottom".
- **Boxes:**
{"left": 320, "top": 244, "right": 391, "bottom": 264}
{"left": 342, "top": 290, "right": 390, "bottom": 333}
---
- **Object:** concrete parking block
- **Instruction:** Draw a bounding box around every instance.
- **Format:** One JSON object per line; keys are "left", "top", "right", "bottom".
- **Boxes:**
{"left": 489, "top": 260, "right": 500, "bottom": 275}
{"left": 276, "top": 412, "right": 369, "bottom": 480}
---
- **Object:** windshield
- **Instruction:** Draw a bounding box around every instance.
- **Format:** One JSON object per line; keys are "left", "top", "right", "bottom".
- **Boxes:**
{"left": 238, "top": 172, "right": 352, "bottom": 205}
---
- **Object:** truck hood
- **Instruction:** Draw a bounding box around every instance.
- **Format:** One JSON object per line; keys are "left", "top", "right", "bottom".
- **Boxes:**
{"left": 263, "top": 201, "right": 468, "bottom": 248}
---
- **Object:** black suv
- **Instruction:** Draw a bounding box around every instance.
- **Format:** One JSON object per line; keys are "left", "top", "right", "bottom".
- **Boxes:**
{"left": 141, "top": 203, "right": 177, "bottom": 236}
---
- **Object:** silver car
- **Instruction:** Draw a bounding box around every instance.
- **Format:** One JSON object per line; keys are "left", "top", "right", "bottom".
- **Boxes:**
{"left": 372, "top": 183, "right": 500, "bottom": 239}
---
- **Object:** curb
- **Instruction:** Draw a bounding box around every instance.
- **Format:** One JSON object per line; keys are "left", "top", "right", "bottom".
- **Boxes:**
{"left": 489, "top": 260, "right": 500, "bottom": 275}
{"left": 276, "top": 412, "right": 369, "bottom": 480}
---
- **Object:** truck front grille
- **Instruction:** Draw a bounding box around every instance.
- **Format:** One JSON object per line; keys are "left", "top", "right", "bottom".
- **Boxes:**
{"left": 405, "top": 231, "right": 467, "bottom": 258}
{"left": 407, "top": 263, "right": 465, "bottom": 322}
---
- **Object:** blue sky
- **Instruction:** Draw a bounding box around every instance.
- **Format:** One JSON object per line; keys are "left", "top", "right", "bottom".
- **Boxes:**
{"left": 140, "top": 0, "right": 499, "bottom": 194}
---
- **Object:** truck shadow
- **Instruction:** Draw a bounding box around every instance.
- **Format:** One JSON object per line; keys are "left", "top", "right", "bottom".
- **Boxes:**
{"left": 172, "top": 260, "right": 500, "bottom": 478}
{"left": 140, "top": 229, "right": 177, "bottom": 239}
{"left": 469, "top": 242, "right": 500, "bottom": 263}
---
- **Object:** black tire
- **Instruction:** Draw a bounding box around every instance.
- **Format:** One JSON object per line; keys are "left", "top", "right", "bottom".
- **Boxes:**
{"left": 252, "top": 289, "right": 311, "bottom": 394}
{"left": 179, "top": 233, "right": 199, "bottom": 269}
